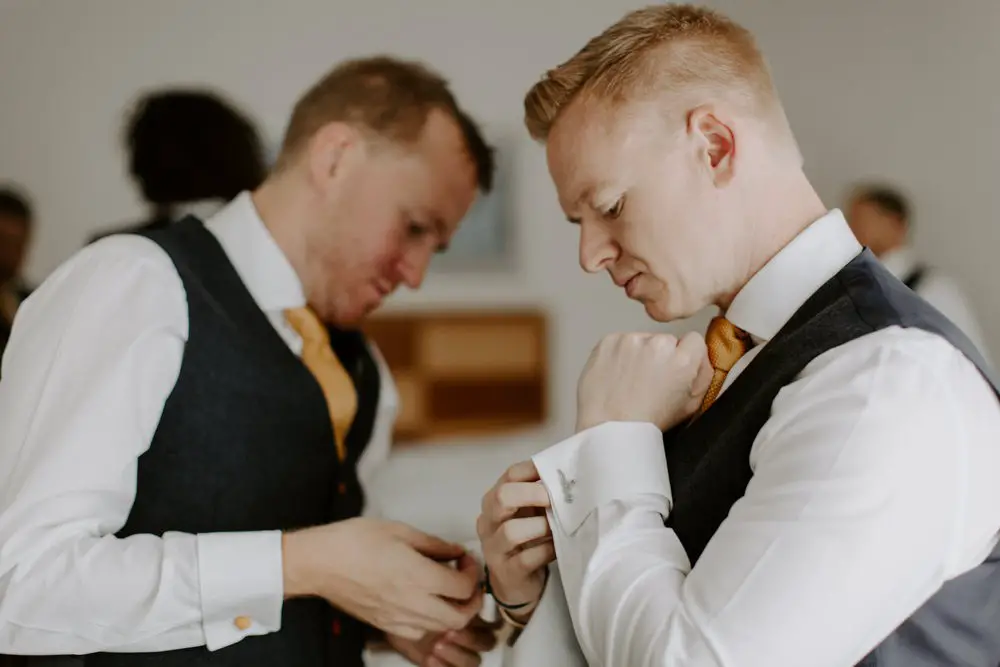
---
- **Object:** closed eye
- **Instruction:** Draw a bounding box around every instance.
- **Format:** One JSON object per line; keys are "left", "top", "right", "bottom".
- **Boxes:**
{"left": 604, "top": 196, "right": 625, "bottom": 220}
{"left": 407, "top": 221, "right": 430, "bottom": 238}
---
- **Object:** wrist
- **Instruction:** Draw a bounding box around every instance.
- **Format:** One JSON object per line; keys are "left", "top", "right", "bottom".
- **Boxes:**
{"left": 486, "top": 566, "right": 546, "bottom": 620}
{"left": 281, "top": 530, "right": 314, "bottom": 599}
{"left": 498, "top": 570, "right": 549, "bottom": 627}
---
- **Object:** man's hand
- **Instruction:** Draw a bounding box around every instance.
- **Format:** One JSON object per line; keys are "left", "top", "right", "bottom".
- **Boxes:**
{"left": 386, "top": 616, "right": 501, "bottom": 667}
{"left": 576, "top": 331, "right": 713, "bottom": 432}
{"left": 476, "top": 460, "right": 554, "bottom": 625}
{"left": 282, "top": 518, "right": 482, "bottom": 640}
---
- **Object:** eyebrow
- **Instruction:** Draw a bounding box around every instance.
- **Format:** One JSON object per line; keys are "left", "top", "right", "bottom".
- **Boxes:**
{"left": 565, "top": 184, "right": 595, "bottom": 225}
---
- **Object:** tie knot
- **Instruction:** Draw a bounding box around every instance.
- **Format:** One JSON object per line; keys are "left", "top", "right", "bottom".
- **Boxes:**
{"left": 284, "top": 306, "right": 330, "bottom": 345}
{"left": 705, "top": 316, "right": 751, "bottom": 373}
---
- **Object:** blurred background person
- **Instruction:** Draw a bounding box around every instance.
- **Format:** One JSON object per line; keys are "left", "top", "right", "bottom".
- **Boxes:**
{"left": 90, "top": 88, "right": 267, "bottom": 242}
{"left": 0, "top": 186, "right": 34, "bottom": 361}
{"left": 846, "top": 182, "right": 991, "bottom": 362}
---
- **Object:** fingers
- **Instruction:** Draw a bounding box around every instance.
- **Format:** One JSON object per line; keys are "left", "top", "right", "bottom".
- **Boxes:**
{"left": 482, "top": 481, "right": 550, "bottom": 524}
{"left": 445, "top": 625, "right": 500, "bottom": 653}
{"left": 417, "top": 557, "right": 480, "bottom": 601}
{"left": 418, "top": 588, "right": 482, "bottom": 632}
{"left": 398, "top": 524, "right": 466, "bottom": 562}
{"left": 454, "top": 552, "right": 482, "bottom": 579}
{"left": 677, "top": 331, "right": 709, "bottom": 367}
{"left": 690, "top": 352, "right": 714, "bottom": 397}
{"left": 492, "top": 515, "right": 551, "bottom": 555}
{"left": 512, "top": 540, "right": 556, "bottom": 574}
{"left": 386, "top": 623, "right": 425, "bottom": 642}
{"left": 503, "top": 459, "right": 541, "bottom": 483}
{"left": 430, "top": 640, "right": 481, "bottom": 667}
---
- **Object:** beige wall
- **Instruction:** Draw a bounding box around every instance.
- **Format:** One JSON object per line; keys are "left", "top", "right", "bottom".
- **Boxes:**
{"left": 1, "top": 0, "right": 998, "bottom": 441}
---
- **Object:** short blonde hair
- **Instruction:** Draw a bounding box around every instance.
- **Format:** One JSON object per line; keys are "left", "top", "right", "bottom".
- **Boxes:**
{"left": 524, "top": 4, "right": 788, "bottom": 142}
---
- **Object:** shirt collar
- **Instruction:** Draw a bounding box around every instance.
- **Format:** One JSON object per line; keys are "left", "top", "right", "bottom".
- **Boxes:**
{"left": 725, "top": 209, "right": 862, "bottom": 343}
{"left": 203, "top": 191, "right": 306, "bottom": 312}
{"left": 169, "top": 198, "right": 226, "bottom": 223}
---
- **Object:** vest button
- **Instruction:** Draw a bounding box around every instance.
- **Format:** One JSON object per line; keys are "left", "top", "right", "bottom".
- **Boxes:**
{"left": 332, "top": 617, "right": 341, "bottom": 636}
{"left": 338, "top": 482, "right": 347, "bottom": 495}
{"left": 234, "top": 616, "right": 252, "bottom": 631}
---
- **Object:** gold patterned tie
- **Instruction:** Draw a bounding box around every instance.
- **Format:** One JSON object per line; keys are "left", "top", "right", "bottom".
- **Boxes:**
{"left": 284, "top": 307, "right": 358, "bottom": 463}
{"left": 698, "top": 316, "right": 753, "bottom": 414}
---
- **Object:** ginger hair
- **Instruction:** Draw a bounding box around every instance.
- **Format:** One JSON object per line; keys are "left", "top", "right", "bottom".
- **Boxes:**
{"left": 524, "top": 4, "right": 792, "bottom": 146}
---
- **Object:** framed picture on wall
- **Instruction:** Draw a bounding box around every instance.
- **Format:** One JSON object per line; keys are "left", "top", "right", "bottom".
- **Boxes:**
{"left": 431, "top": 134, "right": 514, "bottom": 273}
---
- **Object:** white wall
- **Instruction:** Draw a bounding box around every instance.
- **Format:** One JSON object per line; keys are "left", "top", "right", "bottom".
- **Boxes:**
{"left": 1, "top": 0, "right": 998, "bottom": 439}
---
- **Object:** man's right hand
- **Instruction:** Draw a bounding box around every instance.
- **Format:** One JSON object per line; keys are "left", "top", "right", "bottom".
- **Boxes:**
{"left": 476, "top": 460, "right": 554, "bottom": 624}
{"left": 282, "top": 518, "right": 482, "bottom": 640}
{"left": 576, "top": 331, "right": 712, "bottom": 432}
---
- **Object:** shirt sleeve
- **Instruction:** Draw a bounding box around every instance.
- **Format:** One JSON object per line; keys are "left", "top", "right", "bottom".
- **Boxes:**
{"left": 0, "top": 236, "right": 283, "bottom": 654}
{"left": 529, "top": 331, "right": 999, "bottom": 667}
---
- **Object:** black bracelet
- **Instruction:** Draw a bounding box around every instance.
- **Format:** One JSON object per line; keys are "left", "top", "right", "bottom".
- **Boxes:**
{"left": 482, "top": 565, "right": 548, "bottom": 611}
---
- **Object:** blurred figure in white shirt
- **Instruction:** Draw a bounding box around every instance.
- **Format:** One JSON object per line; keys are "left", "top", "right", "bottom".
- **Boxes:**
{"left": 846, "top": 182, "right": 991, "bottom": 362}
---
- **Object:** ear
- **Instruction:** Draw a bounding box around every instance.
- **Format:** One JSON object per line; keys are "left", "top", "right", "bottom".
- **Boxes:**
{"left": 687, "top": 105, "right": 736, "bottom": 187}
{"left": 305, "top": 121, "right": 357, "bottom": 190}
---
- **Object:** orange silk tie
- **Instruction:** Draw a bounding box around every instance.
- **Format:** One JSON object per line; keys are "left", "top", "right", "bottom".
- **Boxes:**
{"left": 284, "top": 307, "right": 358, "bottom": 462}
{"left": 698, "top": 316, "right": 752, "bottom": 414}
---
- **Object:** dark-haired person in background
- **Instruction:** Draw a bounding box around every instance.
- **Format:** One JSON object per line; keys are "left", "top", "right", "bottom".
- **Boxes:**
{"left": 846, "top": 183, "right": 991, "bottom": 362}
{"left": 0, "top": 186, "right": 34, "bottom": 359}
{"left": 90, "top": 89, "right": 267, "bottom": 242}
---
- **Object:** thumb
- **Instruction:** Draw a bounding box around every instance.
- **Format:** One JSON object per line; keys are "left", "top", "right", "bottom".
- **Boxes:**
{"left": 690, "top": 353, "right": 714, "bottom": 398}
{"left": 396, "top": 524, "right": 466, "bottom": 561}
{"left": 677, "top": 331, "right": 711, "bottom": 393}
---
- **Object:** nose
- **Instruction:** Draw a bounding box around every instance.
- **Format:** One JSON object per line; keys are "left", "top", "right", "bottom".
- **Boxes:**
{"left": 578, "top": 220, "right": 618, "bottom": 274}
{"left": 396, "top": 247, "right": 432, "bottom": 290}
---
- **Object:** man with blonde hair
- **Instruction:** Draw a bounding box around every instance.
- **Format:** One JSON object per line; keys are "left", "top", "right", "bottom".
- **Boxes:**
{"left": 477, "top": 5, "right": 1000, "bottom": 666}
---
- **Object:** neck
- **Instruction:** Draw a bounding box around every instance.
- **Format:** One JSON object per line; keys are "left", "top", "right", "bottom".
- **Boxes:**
{"left": 715, "top": 168, "right": 827, "bottom": 311}
{"left": 251, "top": 170, "right": 320, "bottom": 306}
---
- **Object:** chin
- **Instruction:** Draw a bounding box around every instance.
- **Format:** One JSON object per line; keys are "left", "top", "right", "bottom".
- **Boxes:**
{"left": 643, "top": 301, "right": 675, "bottom": 323}
{"left": 643, "top": 295, "right": 699, "bottom": 323}
{"left": 335, "top": 302, "right": 383, "bottom": 329}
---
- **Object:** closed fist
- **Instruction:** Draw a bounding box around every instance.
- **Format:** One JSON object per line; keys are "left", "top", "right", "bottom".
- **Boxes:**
{"left": 576, "top": 331, "right": 713, "bottom": 432}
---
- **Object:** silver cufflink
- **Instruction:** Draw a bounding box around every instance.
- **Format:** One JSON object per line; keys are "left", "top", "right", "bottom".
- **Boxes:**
{"left": 558, "top": 469, "right": 576, "bottom": 504}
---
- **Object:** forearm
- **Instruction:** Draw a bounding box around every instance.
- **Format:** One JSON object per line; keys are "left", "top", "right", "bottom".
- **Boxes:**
{"left": 0, "top": 528, "right": 283, "bottom": 655}
{"left": 572, "top": 506, "right": 701, "bottom": 666}
{"left": 531, "top": 422, "right": 681, "bottom": 665}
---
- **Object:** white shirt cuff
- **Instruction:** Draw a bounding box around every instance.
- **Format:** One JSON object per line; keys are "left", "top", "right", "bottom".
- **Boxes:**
{"left": 532, "top": 422, "right": 671, "bottom": 535}
{"left": 197, "top": 530, "right": 284, "bottom": 651}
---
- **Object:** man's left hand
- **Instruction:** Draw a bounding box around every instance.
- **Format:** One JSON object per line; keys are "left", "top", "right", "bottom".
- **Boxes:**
{"left": 386, "top": 617, "right": 500, "bottom": 667}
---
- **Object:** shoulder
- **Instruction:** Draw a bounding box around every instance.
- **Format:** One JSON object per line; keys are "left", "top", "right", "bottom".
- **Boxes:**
{"left": 86, "top": 217, "right": 171, "bottom": 245}
{"left": 70, "top": 232, "right": 179, "bottom": 278}
{"left": 27, "top": 233, "right": 184, "bottom": 317}
{"left": 777, "top": 326, "right": 994, "bottom": 422}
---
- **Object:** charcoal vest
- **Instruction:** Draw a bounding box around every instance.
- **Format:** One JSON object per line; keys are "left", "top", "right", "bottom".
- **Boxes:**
{"left": 26, "top": 217, "right": 380, "bottom": 667}
{"left": 664, "top": 249, "right": 1000, "bottom": 666}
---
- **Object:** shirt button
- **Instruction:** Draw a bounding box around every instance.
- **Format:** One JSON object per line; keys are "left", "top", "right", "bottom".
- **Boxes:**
{"left": 338, "top": 482, "right": 347, "bottom": 494}
{"left": 234, "top": 616, "right": 252, "bottom": 631}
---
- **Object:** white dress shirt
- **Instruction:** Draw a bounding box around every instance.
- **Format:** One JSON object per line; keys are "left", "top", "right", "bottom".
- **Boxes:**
{"left": 879, "top": 245, "right": 991, "bottom": 364}
{"left": 0, "top": 192, "right": 398, "bottom": 654}
{"left": 508, "top": 210, "right": 1000, "bottom": 667}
